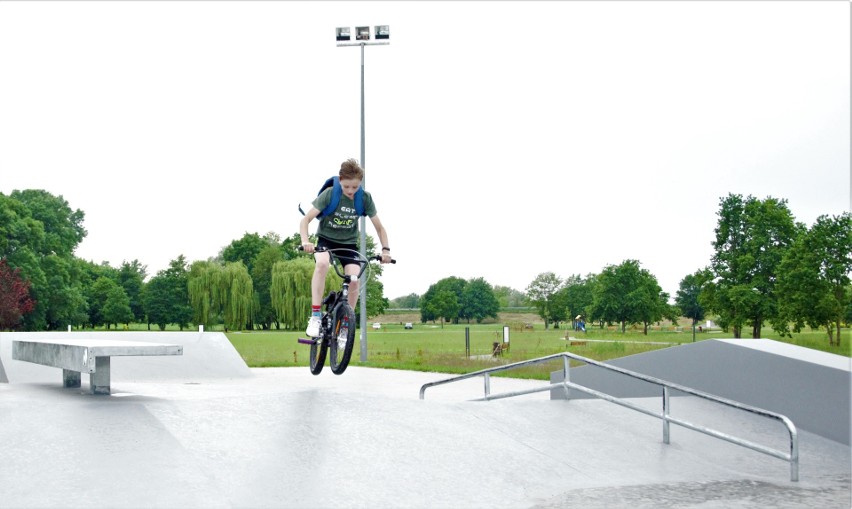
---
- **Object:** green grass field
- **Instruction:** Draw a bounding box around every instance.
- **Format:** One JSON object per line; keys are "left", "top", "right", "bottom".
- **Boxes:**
{"left": 87, "top": 311, "right": 851, "bottom": 381}
{"left": 225, "top": 318, "right": 851, "bottom": 381}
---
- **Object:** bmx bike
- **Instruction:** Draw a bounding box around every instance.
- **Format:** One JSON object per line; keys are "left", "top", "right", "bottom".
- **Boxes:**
{"left": 297, "top": 246, "right": 395, "bottom": 375}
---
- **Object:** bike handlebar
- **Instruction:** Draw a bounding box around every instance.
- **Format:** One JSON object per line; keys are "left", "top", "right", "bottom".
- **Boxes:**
{"left": 297, "top": 246, "right": 396, "bottom": 280}
{"left": 298, "top": 245, "right": 396, "bottom": 263}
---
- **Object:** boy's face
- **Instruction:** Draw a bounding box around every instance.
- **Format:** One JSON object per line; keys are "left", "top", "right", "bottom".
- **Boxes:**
{"left": 340, "top": 178, "right": 362, "bottom": 199}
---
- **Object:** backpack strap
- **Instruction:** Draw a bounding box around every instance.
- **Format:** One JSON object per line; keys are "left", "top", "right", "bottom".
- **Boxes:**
{"left": 318, "top": 177, "right": 341, "bottom": 218}
{"left": 354, "top": 187, "right": 365, "bottom": 217}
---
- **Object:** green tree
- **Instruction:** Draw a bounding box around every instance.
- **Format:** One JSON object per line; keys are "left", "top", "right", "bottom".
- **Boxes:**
{"left": 391, "top": 293, "right": 420, "bottom": 309}
{"left": 252, "top": 244, "right": 285, "bottom": 329}
{"left": 493, "top": 285, "right": 526, "bottom": 308}
{"left": 9, "top": 190, "right": 86, "bottom": 258}
{"left": 0, "top": 193, "right": 45, "bottom": 262}
{"left": 424, "top": 290, "right": 459, "bottom": 328}
{"left": 118, "top": 260, "right": 147, "bottom": 323}
{"left": 1, "top": 190, "right": 86, "bottom": 330}
{"left": 676, "top": 269, "right": 710, "bottom": 336}
{"left": 270, "top": 258, "right": 335, "bottom": 330}
{"left": 89, "top": 276, "right": 122, "bottom": 328}
{"left": 420, "top": 277, "right": 467, "bottom": 324}
{"left": 219, "top": 262, "right": 253, "bottom": 331}
{"left": 142, "top": 256, "right": 192, "bottom": 331}
{"left": 143, "top": 276, "right": 172, "bottom": 331}
{"left": 360, "top": 268, "right": 390, "bottom": 320}
{"left": 41, "top": 255, "right": 88, "bottom": 329}
{"left": 562, "top": 274, "right": 595, "bottom": 329}
{"left": 845, "top": 288, "right": 852, "bottom": 327}
{"left": 526, "top": 272, "right": 563, "bottom": 329}
{"left": 102, "top": 285, "right": 133, "bottom": 329}
{"left": 460, "top": 277, "right": 499, "bottom": 323}
{"left": 590, "top": 260, "right": 666, "bottom": 334}
{"left": 187, "top": 261, "right": 220, "bottom": 329}
{"left": 280, "top": 232, "right": 305, "bottom": 260}
{"left": 773, "top": 213, "right": 852, "bottom": 346}
{"left": 220, "top": 232, "right": 268, "bottom": 275}
{"left": 706, "top": 194, "right": 798, "bottom": 338}
{"left": 187, "top": 260, "right": 254, "bottom": 331}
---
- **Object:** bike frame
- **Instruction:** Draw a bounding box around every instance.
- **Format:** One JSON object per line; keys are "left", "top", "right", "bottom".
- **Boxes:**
{"left": 299, "top": 247, "right": 375, "bottom": 375}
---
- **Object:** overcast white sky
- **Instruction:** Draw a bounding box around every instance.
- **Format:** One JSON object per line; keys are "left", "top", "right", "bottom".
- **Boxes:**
{"left": 1, "top": 1, "right": 849, "bottom": 302}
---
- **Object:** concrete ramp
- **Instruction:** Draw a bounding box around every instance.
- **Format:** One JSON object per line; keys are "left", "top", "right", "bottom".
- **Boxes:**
{"left": 0, "top": 367, "right": 848, "bottom": 509}
{"left": 0, "top": 331, "right": 252, "bottom": 385}
{"left": 552, "top": 338, "right": 851, "bottom": 445}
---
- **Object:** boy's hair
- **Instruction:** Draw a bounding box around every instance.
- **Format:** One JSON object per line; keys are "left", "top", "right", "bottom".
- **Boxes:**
{"left": 339, "top": 158, "right": 364, "bottom": 181}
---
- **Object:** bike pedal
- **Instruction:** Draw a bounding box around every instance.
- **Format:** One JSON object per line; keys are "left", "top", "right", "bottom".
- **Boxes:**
{"left": 297, "top": 338, "right": 317, "bottom": 345}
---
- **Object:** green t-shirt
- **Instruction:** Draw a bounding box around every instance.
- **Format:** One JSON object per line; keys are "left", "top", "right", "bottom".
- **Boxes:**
{"left": 312, "top": 188, "right": 377, "bottom": 244}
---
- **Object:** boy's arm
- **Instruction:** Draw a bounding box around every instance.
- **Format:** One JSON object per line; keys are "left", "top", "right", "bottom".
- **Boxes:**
{"left": 300, "top": 207, "right": 321, "bottom": 253}
{"left": 369, "top": 214, "right": 392, "bottom": 263}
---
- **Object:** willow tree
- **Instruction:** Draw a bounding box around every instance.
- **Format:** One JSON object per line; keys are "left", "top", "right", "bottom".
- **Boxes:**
{"left": 188, "top": 260, "right": 253, "bottom": 331}
{"left": 188, "top": 261, "right": 218, "bottom": 328}
{"left": 220, "top": 261, "right": 253, "bottom": 331}
{"left": 271, "top": 258, "right": 336, "bottom": 330}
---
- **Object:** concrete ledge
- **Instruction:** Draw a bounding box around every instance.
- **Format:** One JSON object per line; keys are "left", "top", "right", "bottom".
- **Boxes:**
{"left": 0, "top": 331, "right": 252, "bottom": 385}
{"left": 12, "top": 338, "right": 183, "bottom": 394}
{"left": 13, "top": 338, "right": 183, "bottom": 373}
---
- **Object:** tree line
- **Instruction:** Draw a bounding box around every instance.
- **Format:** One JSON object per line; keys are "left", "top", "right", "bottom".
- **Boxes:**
{"left": 408, "top": 194, "right": 851, "bottom": 344}
{"left": 2, "top": 190, "right": 849, "bottom": 344}
{"left": 0, "top": 190, "right": 391, "bottom": 331}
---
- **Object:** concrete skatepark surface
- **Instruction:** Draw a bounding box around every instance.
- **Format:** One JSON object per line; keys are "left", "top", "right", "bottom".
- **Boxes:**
{"left": 0, "top": 332, "right": 849, "bottom": 509}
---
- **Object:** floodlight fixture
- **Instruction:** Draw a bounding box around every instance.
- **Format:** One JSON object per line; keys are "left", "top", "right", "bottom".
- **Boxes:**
{"left": 375, "top": 25, "right": 389, "bottom": 40}
{"left": 356, "top": 26, "right": 370, "bottom": 41}
{"left": 336, "top": 27, "right": 351, "bottom": 42}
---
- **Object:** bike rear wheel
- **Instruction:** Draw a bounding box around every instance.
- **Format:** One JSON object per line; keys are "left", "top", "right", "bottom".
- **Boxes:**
{"left": 329, "top": 303, "right": 356, "bottom": 375}
{"left": 309, "top": 336, "right": 328, "bottom": 375}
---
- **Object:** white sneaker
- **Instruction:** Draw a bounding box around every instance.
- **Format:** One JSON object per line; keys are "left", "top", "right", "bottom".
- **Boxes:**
{"left": 306, "top": 316, "right": 321, "bottom": 337}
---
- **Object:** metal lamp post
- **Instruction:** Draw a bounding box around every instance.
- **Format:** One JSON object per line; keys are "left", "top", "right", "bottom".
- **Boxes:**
{"left": 336, "top": 25, "right": 389, "bottom": 362}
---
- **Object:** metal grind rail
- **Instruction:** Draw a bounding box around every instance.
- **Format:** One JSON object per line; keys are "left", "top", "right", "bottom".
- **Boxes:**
{"left": 419, "top": 352, "right": 799, "bottom": 482}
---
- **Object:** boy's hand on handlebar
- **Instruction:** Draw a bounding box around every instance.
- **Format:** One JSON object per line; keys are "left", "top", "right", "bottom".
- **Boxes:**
{"left": 380, "top": 253, "right": 392, "bottom": 264}
{"left": 301, "top": 243, "right": 315, "bottom": 254}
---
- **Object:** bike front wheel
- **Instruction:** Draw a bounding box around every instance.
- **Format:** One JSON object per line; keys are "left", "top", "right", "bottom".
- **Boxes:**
{"left": 329, "top": 303, "right": 356, "bottom": 375}
{"left": 309, "top": 336, "right": 328, "bottom": 375}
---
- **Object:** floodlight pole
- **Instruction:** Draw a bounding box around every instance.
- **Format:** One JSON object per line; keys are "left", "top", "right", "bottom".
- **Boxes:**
{"left": 358, "top": 42, "right": 367, "bottom": 363}
{"left": 337, "top": 28, "right": 389, "bottom": 363}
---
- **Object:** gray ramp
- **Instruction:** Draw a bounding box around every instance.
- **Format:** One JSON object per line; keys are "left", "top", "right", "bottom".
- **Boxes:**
{"left": 553, "top": 338, "right": 851, "bottom": 445}
{"left": 0, "top": 367, "right": 848, "bottom": 509}
{"left": 0, "top": 331, "right": 251, "bottom": 384}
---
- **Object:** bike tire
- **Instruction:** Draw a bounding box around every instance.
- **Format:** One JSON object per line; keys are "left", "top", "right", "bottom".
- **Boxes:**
{"left": 329, "top": 303, "right": 356, "bottom": 375}
{"left": 309, "top": 337, "right": 328, "bottom": 375}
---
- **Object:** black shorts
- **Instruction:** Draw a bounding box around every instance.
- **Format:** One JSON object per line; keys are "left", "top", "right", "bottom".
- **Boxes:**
{"left": 316, "top": 237, "right": 360, "bottom": 268}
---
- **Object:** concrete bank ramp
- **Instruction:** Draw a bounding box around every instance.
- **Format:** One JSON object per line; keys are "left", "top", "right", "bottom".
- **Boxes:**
{"left": 0, "top": 367, "right": 849, "bottom": 509}
{"left": 553, "top": 338, "right": 851, "bottom": 445}
{"left": 0, "top": 331, "right": 252, "bottom": 384}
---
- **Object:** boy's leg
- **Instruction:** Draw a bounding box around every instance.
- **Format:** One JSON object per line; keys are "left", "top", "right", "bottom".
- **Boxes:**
{"left": 312, "top": 252, "right": 331, "bottom": 305}
{"left": 306, "top": 252, "right": 331, "bottom": 337}
{"left": 345, "top": 263, "right": 360, "bottom": 308}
